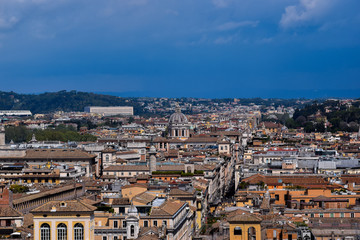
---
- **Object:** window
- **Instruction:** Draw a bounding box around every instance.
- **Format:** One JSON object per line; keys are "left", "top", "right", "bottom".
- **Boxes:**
{"left": 113, "top": 221, "right": 118, "bottom": 228}
{"left": 330, "top": 213, "right": 334, "bottom": 218}
{"left": 57, "top": 223, "right": 67, "bottom": 240}
{"left": 122, "top": 221, "right": 127, "bottom": 228}
{"left": 153, "top": 221, "right": 158, "bottom": 227}
{"left": 130, "top": 225, "right": 135, "bottom": 237}
{"left": 288, "top": 234, "right": 292, "bottom": 240}
{"left": 103, "top": 237, "right": 107, "bottom": 240}
{"left": 351, "top": 213, "right": 355, "bottom": 218}
{"left": 248, "top": 227, "right": 256, "bottom": 240}
{"left": 310, "top": 213, "right": 314, "bottom": 218}
{"left": 340, "top": 213, "right": 345, "bottom": 218}
{"left": 234, "top": 227, "right": 242, "bottom": 235}
{"left": 40, "top": 223, "right": 50, "bottom": 240}
{"left": 319, "top": 213, "right": 324, "bottom": 218}
{"left": 119, "top": 207, "right": 125, "bottom": 214}
{"left": 144, "top": 221, "right": 148, "bottom": 227}
{"left": 74, "top": 223, "right": 84, "bottom": 240}
{"left": 113, "top": 237, "right": 118, "bottom": 240}
{"left": 275, "top": 195, "right": 279, "bottom": 201}
{"left": 163, "top": 221, "right": 167, "bottom": 227}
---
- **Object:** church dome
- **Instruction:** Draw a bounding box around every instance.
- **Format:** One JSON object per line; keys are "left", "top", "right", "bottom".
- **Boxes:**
{"left": 169, "top": 106, "right": 188, "bottom": 125}
{"left": 128, "top": 205, "right": 138, "bottom": 214}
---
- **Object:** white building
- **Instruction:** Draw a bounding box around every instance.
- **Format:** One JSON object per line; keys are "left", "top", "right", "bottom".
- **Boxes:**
{"left": 84, "top": 106, "right": 133, "bottom": 116}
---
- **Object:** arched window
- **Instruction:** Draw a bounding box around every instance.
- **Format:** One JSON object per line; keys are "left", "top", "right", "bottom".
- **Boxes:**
{"left": 57, "top": 223, "right": 67, "bottom": 240}
{"left": 234, "top": 226, "right": 242, "bottom": 235}
{"left": 130, "top": 225, "right": 135, "bottom": 237}
{"left": 40, "top": 223, "right": 50, "bottom": 240}
{"left": 248, "top": 227, "right": 256, "bottom": 240}
{"left": 74, "top": 223, "right": 84, "bottom": 240}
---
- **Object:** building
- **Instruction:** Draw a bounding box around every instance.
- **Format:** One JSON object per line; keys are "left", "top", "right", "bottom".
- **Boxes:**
{"left": 31, "top": 200, "right": 96, "bottom": 240}
{"left": 0, "top": 110, "right": 32, "bottom": 116}
{"left": 94, "top": 199, "right": 194, "bottom": 240}
{"left": 168, "top": 106, "right": 190, "bottom": 140}
{"left": 0, "top": 149, "right": 97, "bottom": 178}
{"left": 84, "top": 106, "right": 133, "bottom": 116}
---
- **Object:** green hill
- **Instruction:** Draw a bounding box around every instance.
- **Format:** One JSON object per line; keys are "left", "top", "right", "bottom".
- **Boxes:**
{"left": 0, "top": 90, "right": 143, "bottom": 114}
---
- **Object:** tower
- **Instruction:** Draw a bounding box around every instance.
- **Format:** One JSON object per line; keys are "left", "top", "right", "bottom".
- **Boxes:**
{"left": 149, "top": 146, "right": 157, "bottom": 174}
{"left": 126, "top": 204, "right": 139, "bottom": 239}
{"left": 0, "top": 125, "right": 5, "bottom": 146}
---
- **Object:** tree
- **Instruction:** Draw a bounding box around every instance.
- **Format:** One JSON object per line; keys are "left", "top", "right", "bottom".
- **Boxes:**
{"left": 10, "top": 184, "right": 29, "bottom": 193}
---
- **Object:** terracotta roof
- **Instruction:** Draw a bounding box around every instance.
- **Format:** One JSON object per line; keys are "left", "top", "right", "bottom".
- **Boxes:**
{"left": 156, "top": 165, "right": 185, "bottom": 171}
{"left": 102, "top": 148, "right": 117, "bottom": 153}
{"left": 13, "top": 184, "right": 83, "bottom": 205}
{"left": 133, "top": 192, "right": 156, "bottom": 205}
{"left": 150, "top": 200, "right": 186, "bottom": 216}
{"left": 137, "top": 235, "right": 159, "bottom": 240}
{"left": 103, "top": 165, "right": 149, "bottom": 172}
{"left": 112, "top": 198, "right": 130, "bottom": 205}
{"left": 0, "top": 206, "right": 22, "bottom": 217}
{"left": 116, "top": 151, "right": 138, "bottom": 155}
{"left": 169, "top": 188, "right": 195, "bottom": 196}
{"left": 185, "top": 137, "right": 218, "bottom": 143}
{"left": 228, "top": 213, "right": 262, "bottom": 223}
{"left": 24, "top": 149, "right": 96, "bottom": 159}
{"left": 31, "top": 200, "right": 96, "bottom": 213}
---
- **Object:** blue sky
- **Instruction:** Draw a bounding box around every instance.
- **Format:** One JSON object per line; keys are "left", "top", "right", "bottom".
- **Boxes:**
{"left": 0, "top": 0, "right": 359, "bottom": 98}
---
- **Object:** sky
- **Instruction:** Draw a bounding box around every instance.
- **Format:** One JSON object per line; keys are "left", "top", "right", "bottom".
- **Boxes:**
{"left": 0, "top": 0, "right": 359, "bottom": 98}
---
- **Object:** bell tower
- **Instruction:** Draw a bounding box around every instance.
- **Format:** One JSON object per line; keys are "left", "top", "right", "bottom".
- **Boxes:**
{"left": 0, "top": 125, "right": 5, "bottom": 146}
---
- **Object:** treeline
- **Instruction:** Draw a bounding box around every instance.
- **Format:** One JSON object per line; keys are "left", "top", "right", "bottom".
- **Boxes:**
{"left": 5, "top": 125, "right": 97, "bottom": 143}
{"left": 0, "top": 90, "right": 144, "bottom": 114}
{"left": 286, "top": 100, "right": 360, "bottom": 132}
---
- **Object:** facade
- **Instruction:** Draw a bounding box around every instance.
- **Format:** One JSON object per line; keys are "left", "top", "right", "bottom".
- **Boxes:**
{"left": 0, "top": 149, "right": 97, "bottom": 178}
{"left": 84, "top": 106, "right": 133, "bottom": 116}
{"left": 32, "top": 200, "right": 96, "bottom": 240}
{"left": 228, "top": 214, "right": 262, "bottom": 240}
{"left": 94, "top": 199, "right": 194, "bottom": 240}
{"left": 0, "top": 110, "right": 32, "bottom": 116}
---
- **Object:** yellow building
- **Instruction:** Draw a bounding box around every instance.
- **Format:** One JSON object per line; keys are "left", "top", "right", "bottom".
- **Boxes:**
{"left": 31, "top": 200, "right": 96, "bottom": 240}
{"left": 228, "top": 213, "right": 262, "bottom": 240}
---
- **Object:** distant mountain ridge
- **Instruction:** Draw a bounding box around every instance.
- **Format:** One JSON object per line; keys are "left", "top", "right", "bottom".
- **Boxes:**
{"left": 0, "top": 90, "right": 143, "bottom": 114}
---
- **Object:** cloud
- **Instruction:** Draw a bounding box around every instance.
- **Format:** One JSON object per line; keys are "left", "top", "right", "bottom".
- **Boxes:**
{"left": 217, "top": 21, "right": 259, "bottom": 31}
{"left": 212, "top": 0, "right": 232, "bottom": 8}
{"left": 0, "top": 16, "right": 18, "bottom": 29}
{"left": 280, "top": 0, "right": 338, "bottom": 29}
{"left": 214, "top": 36, "right": 234, "bottom": 44}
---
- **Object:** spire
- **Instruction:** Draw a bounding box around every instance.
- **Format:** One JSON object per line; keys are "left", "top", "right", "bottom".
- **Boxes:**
{"left": 30, "top": 134, "right": 37, "bottom": 143}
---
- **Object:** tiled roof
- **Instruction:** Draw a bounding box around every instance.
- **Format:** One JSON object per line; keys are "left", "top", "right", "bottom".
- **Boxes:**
{"left": 169, "top": 188, "right": 195, "bottom": 196}
{"left": 112, "top": 198, "right": 130, "bottom": 205}
{"left": 228, "top": 213, "right": 262, "bottom": 223}
{"left": 133, "top": 192, "right": 156, "bottom": 205}
{"left": 104, "top": 165, "right": 149, "bottom": 172}
{"left": 150, "top": 200, "right": 186, "bottom": 217}
{"left": 0, "top": 206, "right": 22, "bottom": 217}
{"left": 31, "top": 200, "right": 97, "bottom": 213}
{"left": 24, "top": 149, "right": 96, "bottom": 159}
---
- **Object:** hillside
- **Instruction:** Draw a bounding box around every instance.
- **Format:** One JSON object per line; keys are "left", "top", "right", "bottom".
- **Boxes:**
{"left": 0, "top": 90, "right": 143, "bottom": 114}
{"left": 286, "top": 100, "right": 360, "bottom": 132}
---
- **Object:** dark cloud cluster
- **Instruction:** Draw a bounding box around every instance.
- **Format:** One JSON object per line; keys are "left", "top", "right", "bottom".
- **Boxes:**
{"left": 0, "top": 0, "right": 359, "bottom": 97}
